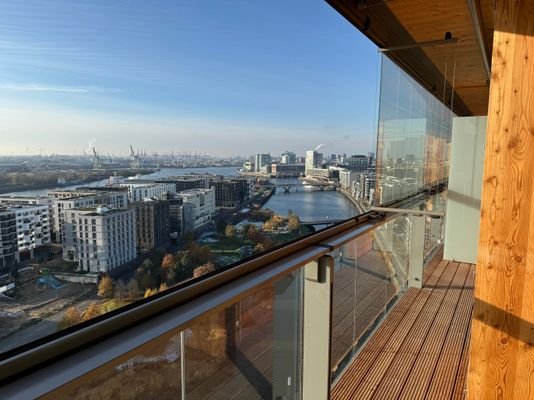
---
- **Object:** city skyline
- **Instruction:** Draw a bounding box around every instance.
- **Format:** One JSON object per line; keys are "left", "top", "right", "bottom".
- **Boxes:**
{"left": 0, "top": 0, "right": 379, "bottom": 156}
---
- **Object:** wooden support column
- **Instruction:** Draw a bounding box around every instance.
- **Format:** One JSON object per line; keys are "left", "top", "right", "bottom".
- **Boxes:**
{"left": 468, "top": 1, "right": 534, "bottom": 399}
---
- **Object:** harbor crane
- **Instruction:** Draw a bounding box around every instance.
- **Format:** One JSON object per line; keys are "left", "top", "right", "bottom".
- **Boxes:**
{"left": 92, "top": 148, "right": 103, "bottom": 170}
{"left": 130, "top": 145, "right": 141, "bottom": 169}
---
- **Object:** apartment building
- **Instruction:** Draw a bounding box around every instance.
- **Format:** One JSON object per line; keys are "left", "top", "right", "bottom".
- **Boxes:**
{"left": 67, "top": 206, "right": 136, "bottom": 272}
{"left": 52, "top": 190, "right": 129, "bottom": 245}
{"left": 134, "top": 199, "right": 170, "bottom": 252}
{"left": 0, "top": 196, "right": 55, "bottom": 235}
{"left": 119, "top": 182, "right": 176, "bottom": 203}
{"left": 0, "top": 207, "right": 18, "bottom": 274}
{"left": 11, "top": 205, "right": 51, "bottom": 253}
{"left": 177, "top": 188, "right": 215, "bottom": 231}
{"left": 209, "top": 179, "right": 250, "bottom": 209}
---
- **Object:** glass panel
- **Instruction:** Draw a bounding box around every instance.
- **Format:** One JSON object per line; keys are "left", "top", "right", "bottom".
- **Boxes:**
{"left": 43, "top": 331, "right": 184, "bottom": 400}
{"left": 420, "top": 190, "right": 447, "bottom": 262}
{"left": 40, "top": 268, "right": 304, "bottom": 400}
{"left": 330, "top": 216, "right": 409, "bottom": 382}
{"left": 375, "top": 53, "right": 455, "bottom": 205}
{"left": 184, "top": 269, "right": 304, "bottom": 400}
{"left": 424, "top": 216, "right": 445, "bottom": 263}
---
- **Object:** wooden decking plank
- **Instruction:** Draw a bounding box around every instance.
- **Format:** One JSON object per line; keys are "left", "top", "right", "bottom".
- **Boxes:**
{"left": 330, "top": 251, "right": 395, "bottom": 369}
{"left": 351, "top": 262, "right": 460, "bottom": 400}
{"left": 425, "top": 264, "right": 475, "bottom": 400}
{"left": 214, "top": 348, "right": 272, "bottom": 400}
{"left": 331, "top": 282, "right": 397, "bottom": 371}
{"left": 331, "top": 258, "right": 451, "bottom": 399}
{"left": 332, "top": 253, "right": 475, "bottom": 400}
{"left": 384, "top": 263, "right": 470, "bottom": 400}
{"left": 451, "top": 324, "right": 472, "bottom": 400}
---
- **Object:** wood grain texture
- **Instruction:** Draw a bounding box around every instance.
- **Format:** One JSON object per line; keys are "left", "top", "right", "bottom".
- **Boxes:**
{"left": 468, "top": 1, "right": 534, "bottom": 399}
{"left": 331, "top": 258, "right": 475, "bottom": 400}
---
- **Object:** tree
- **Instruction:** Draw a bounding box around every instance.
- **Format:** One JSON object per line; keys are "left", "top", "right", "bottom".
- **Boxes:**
{"left": 254, "top": 242, "right": 265, "bottom": 254}
{"left": 58, "top": 307, "right": 82, "bottom": 330}
{"left": 240, "top": 223, "right": 252, "bottom": 235}
{"left": 165, "top": 266, "right": 178, "bottom": 286}
{"left": 114, "top": 279, "right": 127, "bottom": 300}
{"left": 247, "top": 225, "right": 258, "bottom": 241}
{"left": 161, "top": 253, "right": 176, "bottom": 283}
{"left": 141, "top": 259, "right": 155, "bottom": 273}
{"left": 190, "top": 244, "right": 213, "bottom": 265}
{"left": 269, "top": 215, "right": 284, "bottom": 230}
{"left": 126, "top": 279, "right": 140, "bottom": 300}
{"left": 82, "top": 303, "right": 101, "bottom": 321}
{"left": 161, "top": 254, "right": 175, "bottom": 270}
{"left": 140, "top": 270, "right": 157, "bottom": 290}
{"left": 144, "top": 288, "right": 158, "bottom": 298}
{"left": 288, "top": 214, "right": 300, "bottom": 232}
{"left": 181, "top": 252, "right": 192, "bottom": 268}
{"left": 97, "top": 275, "right": 114, "bottom": 299}
{"left": 159, "top": 282, "right": 169, "bottom": 292}
{"left": 175, "top": 261, "right": 191, "bottom": 283}
{"left": 225, "top": 224, "right": 236, "bottom": 238}
{"left": 193, "top": 262, "right": 215, "bottom": 279}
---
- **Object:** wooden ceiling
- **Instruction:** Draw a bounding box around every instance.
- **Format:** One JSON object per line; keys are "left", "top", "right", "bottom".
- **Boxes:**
{"left": 326, "top": 0, "right": 494, "bottom": 116}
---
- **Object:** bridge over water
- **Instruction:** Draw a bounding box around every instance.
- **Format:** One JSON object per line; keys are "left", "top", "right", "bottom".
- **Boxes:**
{"left": 257, "top": 182, "right": 336, "bottom": 193}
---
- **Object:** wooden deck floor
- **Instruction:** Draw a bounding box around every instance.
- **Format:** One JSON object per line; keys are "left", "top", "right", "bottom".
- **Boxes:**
{"left": 331, "top": 256, "right": 475, "bottom": 400}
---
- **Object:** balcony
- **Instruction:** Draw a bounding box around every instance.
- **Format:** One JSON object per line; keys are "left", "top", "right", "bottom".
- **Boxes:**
{"left": 1, "top": 0, "right": 533, "bottom": 398}
{"left": 0, "top": 201, "right": 467, "bottom": 399}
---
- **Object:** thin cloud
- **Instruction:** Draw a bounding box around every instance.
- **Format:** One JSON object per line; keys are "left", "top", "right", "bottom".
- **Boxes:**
{"left": 0, "top": 83, "right": 122, "bottom": 94}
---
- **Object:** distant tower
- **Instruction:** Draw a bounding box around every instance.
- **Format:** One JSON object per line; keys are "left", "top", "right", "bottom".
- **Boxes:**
{"left": 254, "top": 154, "right": 271, "bottom": 172}
{"left": 305, "top": 150, "right": 322, "bottom": 175}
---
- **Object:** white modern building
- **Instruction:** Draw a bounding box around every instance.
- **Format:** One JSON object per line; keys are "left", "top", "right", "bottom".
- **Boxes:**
{"left": 119, "top": 182, "right": 176, "bottom": 203}
{"left": 0, "top": 196, "right": 55, "bottom": 234}
{"left": 177, "top": 188, "right": 215, "bottom": 231}
{"left": 11, "top": 205, "right": 51, "bottom": 253}
{"left": 0, "top": 207, "right": 18, "bottom": 273}
{"left": 339, "top": 169, "right": 359, "bottom": 191}
{"left": 280, "top": 151, "right": 296, "bottom": 164}
{"left": 305, "top": 150, "right": 323, "bottom": 176}
{"left": 49, "top": 189, "right": 128, "bottom": 209}
{"left": 66, "top": 206, "right": 136, "bottom": 272}
{"left": 53, "top": 191, "right": 129, "bottom": 245}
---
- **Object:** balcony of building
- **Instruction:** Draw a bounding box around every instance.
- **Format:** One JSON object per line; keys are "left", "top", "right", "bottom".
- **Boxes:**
{"left": 1, "top": 0, "right": 534, "bottom": 399}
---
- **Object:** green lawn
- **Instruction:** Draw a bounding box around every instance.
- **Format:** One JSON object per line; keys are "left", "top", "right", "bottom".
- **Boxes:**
{"left": 207, "top": 235, "right": 249, "bottom": 251}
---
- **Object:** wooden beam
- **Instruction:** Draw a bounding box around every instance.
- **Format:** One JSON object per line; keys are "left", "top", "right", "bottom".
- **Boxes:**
{"left": 325, "top": 0, "right": 472, "bottom": 116}
{"left": 468, "top": 1, "right": 534, "bottom": 399}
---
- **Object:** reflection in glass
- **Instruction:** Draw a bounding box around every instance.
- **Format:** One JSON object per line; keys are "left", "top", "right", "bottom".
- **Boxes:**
{"left": 375, "top": 54, "right": 455, "bottom": 205}
{"left": 44, "top": 269, "right": 304, "bottom": 400}
{"left": 330, "top": 216, "right": 410, "bottom": 382}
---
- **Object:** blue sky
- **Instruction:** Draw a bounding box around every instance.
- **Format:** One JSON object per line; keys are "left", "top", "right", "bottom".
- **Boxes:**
{"left": 0, "top": 0, "right": 379, "bottom": 157}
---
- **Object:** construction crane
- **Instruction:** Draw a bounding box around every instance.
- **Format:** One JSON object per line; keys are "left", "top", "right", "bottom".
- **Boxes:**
{"left": 92, "top": 148, "right": 103, "bottom": 170}
{"left": 130, "top": 145, "right": 140, "bottom": 169}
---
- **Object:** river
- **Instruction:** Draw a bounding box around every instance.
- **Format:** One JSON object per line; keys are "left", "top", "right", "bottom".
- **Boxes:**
{"left": 3, "top": 167, "right": 359, "bottom": 222}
